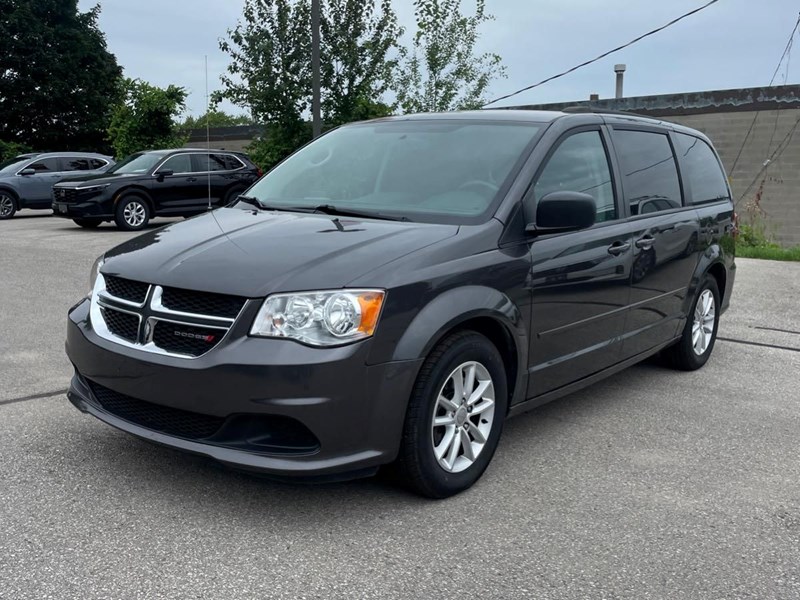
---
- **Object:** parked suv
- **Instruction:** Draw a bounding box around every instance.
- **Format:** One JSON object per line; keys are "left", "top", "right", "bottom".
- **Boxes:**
{"left": 65, "top": 111, "right": 736, "bottom": 497}
{"left": 52, "top": 149, "right": 261, "bottom": 230}
{"left": 0, "top": 152, "right": 113, "bottom": 220}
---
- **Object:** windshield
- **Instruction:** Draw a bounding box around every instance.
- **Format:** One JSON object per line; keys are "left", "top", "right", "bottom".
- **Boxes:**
{"left": 0, "top": 157, "right": 32, "bottom": 174}
{"left": 107, "top": 152, "right": 164, "bottom": 174}
{"left": 243, "top": 120, "right": 541, "bottom": 223}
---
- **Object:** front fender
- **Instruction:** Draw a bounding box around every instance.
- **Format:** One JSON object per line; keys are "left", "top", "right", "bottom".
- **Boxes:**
{"left": 390, "top": 285, "right": 528, "bottom": 403}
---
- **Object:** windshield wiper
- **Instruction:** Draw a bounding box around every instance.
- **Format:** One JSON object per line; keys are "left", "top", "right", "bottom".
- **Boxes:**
{"left": 235, "top": 195, "right": 268, "bottom": 209}
{"left": 306, "top": 204, "right": 409, "bottom": 222}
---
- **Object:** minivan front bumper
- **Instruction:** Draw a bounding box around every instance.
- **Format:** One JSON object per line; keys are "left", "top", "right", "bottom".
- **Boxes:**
{"left": 65, "top": 299, "right": 422, "bottom": 479}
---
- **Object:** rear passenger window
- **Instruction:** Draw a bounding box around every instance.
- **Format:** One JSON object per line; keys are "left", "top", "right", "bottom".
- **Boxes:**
{"left": 533, "top": 130, "right": 617, "bottom": 223}
{"left": 219, "top": 154, "right": 243, "bottom": 170}
{"left": 193, "top": 153, "right": 242, "bottom": 172}
{"left": 64, "top": 158, "right": 91, "bottom": 171}
{"left": 613, "top": 130, "right": 682, "bottom": 215}
{"left": 674, "top": 133, "right": 729, "bottom": 204}
{"left": 90, "top": 159, "right": 108, "bottom": 170}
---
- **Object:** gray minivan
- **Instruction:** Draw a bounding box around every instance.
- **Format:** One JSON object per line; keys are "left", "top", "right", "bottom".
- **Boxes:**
{"left": 0, "top": 152, "right": 113, "bottom": 220}
{"left": 64, "top": 110, "right": 736, "bottom": 497}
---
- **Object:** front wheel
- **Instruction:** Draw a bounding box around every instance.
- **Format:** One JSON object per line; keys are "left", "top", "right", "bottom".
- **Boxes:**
{"left": 663, "top": 274, "right": 720, "bottom": 370}
{"left": 114, "top": 196, "right": 150, "bottom": 231}
{"left": 0, "top": 192, "right": 16, "bottom": 220}
{"left": 396, "top": 331, "right": 508, "bottom": 498}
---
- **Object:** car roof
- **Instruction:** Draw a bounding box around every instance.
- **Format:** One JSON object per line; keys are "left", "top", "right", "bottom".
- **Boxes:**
{"left": 361, "top": 108, "right": 710, "bottom": 142}
{"left": 144, "top": 148, "right": 241, "bottom": 155}
{"left": 369, "top": 110, "right": 565, "bottom": 124}
{"left": 28, "top": 151, "right": 111, "bottom": 158}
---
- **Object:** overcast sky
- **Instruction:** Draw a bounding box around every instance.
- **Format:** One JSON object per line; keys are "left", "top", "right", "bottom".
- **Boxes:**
{"left": 78, "top": 0, "right": 798, "bottom": 118}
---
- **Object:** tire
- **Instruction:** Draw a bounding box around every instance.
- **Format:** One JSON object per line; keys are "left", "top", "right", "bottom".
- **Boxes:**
{"left": 114, "top": 195, "right": 150, "bottom": 231}
{"left": 0, "top": 191, "right": 17, "bottom": 220}
{"left": 663, "top": 274, "right": 720, "bottom": 371}
{"left": 73, "top": 218, "right": 102, "bottom": 229}
{"left": 396, "top": 330, "right": 508, "bottom": 498}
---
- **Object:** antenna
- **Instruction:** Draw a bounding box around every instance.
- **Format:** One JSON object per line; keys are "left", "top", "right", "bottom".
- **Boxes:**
{"left": 205, "top": 55, "right": 212, "bottom": 211}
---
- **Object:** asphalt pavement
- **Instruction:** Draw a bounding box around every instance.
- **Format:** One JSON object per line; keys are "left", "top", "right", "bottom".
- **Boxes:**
{"left": 1, "top": 213, "right": 798, "bottom": 599}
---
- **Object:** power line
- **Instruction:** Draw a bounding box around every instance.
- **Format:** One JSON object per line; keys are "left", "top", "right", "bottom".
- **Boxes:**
{"left": 482, "top": 0, "right": 721, "bottom": 108}
{"left": 734, "top": 111, "right": 800, "bottom": 208}
{"left": 728, "top": 12, "right": 800, "bottom": 176}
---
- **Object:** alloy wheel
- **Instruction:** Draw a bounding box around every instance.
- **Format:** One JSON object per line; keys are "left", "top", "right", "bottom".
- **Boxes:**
{"left": 123, "top": 201, "right": 147, "bottom": 228}
{"left": 692, "top": 289, "right": 716, "bottom": 355}
{"left": 431, "top": 361, "right": 495, "bottom": 473}
{"left": 0, "top": 194, "right": 14, "bottom": 218}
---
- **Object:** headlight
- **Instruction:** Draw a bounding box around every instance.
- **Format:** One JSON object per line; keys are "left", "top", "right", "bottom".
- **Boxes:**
{"left": 89, "top": 255, "right": 104, "bottom": 296}
{"left": 76, "top": 183, "right": 111, "bottom": 192}
{"left": 250, "top": 289, "right": 385, "bottom": 347}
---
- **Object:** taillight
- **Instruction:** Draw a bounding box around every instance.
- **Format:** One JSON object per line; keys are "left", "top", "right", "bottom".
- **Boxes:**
{"left": 257, "top": 168, "right": 263, "bottom": 177}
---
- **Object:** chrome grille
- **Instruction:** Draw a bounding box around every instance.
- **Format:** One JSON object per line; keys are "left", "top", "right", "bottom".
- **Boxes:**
{"left": 104, "top": 275, "right": 149, "bottom": 305}
{"left": 161, "top": 287, "right": 246, "bottom": 319}
{"left": 100, "top": 307, "right": 139, "bottom": 342}
{"left": 91, "top": 273, "right": 247, "bottom": 358}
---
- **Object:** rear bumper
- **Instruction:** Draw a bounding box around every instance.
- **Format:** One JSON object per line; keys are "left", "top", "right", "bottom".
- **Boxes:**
{"left": 66, "top": 299, "right": 422, "bottom": 478}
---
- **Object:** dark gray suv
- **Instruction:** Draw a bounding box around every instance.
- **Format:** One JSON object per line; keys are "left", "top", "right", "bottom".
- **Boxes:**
{"left": 0, "top": 152, "right": 113, "bottom": 219}
{"left": 64, "top": 110, "right": 736, "bottom": 497}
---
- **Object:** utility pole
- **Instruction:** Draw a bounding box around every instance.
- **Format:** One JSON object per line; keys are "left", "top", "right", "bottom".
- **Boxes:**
{"left": 311, "top": 0, "right": 321, "bottom": 139}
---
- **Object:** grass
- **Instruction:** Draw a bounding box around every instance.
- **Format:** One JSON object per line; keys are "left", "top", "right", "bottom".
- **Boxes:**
{"left": 737, "top": 245, "right": 800, "bottom": 261}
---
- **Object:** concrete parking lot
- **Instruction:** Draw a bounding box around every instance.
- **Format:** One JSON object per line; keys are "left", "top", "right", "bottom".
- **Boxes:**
{"left": 1, "top": 213, "right": 798, "bottom": 599}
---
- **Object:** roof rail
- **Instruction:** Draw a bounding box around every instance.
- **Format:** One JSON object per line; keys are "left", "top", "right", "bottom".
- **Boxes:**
{"left": 561, "top": 105, "right": 659, "bottom": 120}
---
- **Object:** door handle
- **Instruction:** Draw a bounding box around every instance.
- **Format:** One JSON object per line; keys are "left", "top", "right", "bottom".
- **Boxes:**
{"left": 635, "top": 235, "right": 655, "bottom": 249}
{"left": 186, "top": 177, "right": 198, "bottom": 182}
{"left": 607, "top": 241, "right": 631, "bottom": 255}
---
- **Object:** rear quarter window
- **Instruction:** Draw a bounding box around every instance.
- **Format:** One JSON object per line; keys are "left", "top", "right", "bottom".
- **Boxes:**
{"left": 674, "top": 133, "right": 730, "bottom": 205}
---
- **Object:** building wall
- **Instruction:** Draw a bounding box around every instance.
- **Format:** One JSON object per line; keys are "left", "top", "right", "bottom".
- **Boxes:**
{"left": 184, "top": 139, "right": 253, "bottom": 153}
{"left": 667, "top": 109, "right": 800, "bottom": 247}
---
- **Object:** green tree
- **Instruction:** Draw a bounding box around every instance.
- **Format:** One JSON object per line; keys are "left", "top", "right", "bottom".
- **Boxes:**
{"left": 180, "top": 109, "right": 255, "bottom": 131}
{"left": 321, "top": 0, "right": 401, "bottom": 125}
{"left": 0, "top": 0, "right": 122, "bottom": 151}
{"left": 107, "top": 78, "right": 188, "bottom": 159}
{"left": 218, "top": 0, "right": 400, "bottom": 169}
{"left": 0, "top": 140, "right": 32, "bottom": 161}
{"left": 393, "top": 0, "right": 505, "bottom": 113}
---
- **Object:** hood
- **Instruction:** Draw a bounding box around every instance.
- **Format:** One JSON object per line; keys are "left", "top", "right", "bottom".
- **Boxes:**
{"left": 103, "top": 207, "right": 459, "bottom": 297}
{"left": 56, "top": 172, "right": 140, "bottom": 186}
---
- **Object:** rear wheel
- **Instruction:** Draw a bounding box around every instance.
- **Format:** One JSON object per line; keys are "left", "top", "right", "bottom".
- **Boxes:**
{"left": 73, "top": 218, "right": 102, "bottom": 229}
{"left": 114, "top": 196, "right": 150, "bottom": 231}
{"left": 0, "top": 192, "right": 16, "bottom": 220}
{"left": 396, "top": 331, "right": 508, "bottom": 498}
{"left": 663, "top": 274, "right": 720, "bottom": 370}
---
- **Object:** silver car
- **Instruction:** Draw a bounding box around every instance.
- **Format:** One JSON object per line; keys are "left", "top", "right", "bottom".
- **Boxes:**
{"left": 0, "top": 152, "right": 114, "bottom": 220}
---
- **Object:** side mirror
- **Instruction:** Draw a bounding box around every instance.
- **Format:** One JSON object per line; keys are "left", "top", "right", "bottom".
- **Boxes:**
{"left": 154, "top": 169, "right": 173, "bottom": 180}
{"left": 19, "top": 168, "right": 36, "bottom": 176}
{"left": 526, "top": 191, "right": 597, "bottom": 236}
